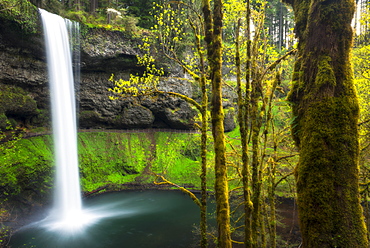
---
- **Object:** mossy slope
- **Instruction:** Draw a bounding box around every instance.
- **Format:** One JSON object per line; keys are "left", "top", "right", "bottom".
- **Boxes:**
{"left": 0, "top": 131, "right": 210, "bottom": 199}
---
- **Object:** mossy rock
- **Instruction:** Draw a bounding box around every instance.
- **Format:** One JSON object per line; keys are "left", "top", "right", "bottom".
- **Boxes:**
{"left": 30, "top": 109, "right": 50, "bottom": 127}
{"left": 0, "top": 113, "right": 8, "bottom": 129}
{"left": 0, "top": 84, "right": 39, "bottom": 129}
{"left": 79, "top": 110, "right": 104, "bottom": 128}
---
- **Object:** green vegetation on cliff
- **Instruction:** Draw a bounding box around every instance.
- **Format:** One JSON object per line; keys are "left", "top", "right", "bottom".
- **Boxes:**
{"left": 0, "top": 131, "right": 210, "bottom": 198}
{"left": 0, "top": 135, "right": 54, "bottom": 197}
{"left": 0, "top": 0, "right": 40, "bottom": 34}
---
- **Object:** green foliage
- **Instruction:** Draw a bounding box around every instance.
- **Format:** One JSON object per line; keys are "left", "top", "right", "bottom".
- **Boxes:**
{"left": 353, "top": 44, "right": 370, "bottom": 80}
{"left": 353, "top": 45, "right": 370, "bottom": 237}
{"left": 78, "top": 13, "right": 138, "bottom": 34}
{"left": 108, "top": 39, "right": 164, "bottom": 99}
{"left": 58, "top": 7, "right": 141, "bottom": 37}
{"left": 121, "top": 0, "right": 159, "bottom": 28}
{"left": 64, "top": 10, "right": 88, "bottom": 23}
{"left": 0, "top": 0, "right": 39, "bottom": 34}
{"left": 149, "top": 1, "right": 208, "bottom": 79}
{"left": 0, "top": 218, "right": 10, "bottom": 248}
{"left": 0, "top": 136, "right": 53, "bottom": 197}
{"left": 152, "top": 132, "right": 214, "bottom": 188}
{"left": 151, "top": 3, "right": 190, "bottom": 56}
{"left": 264, "top": 0, "right": 294, "bottom": 49}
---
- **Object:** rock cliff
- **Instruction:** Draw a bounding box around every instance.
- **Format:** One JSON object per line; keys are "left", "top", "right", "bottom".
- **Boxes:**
{"left": 0, "top": 11, "right": 236, "bottom": 132}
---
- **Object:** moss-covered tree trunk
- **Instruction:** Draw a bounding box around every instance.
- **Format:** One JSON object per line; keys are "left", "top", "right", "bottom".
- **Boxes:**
{"left": 241, "top": 1, "right": 253, "bottom": 246}
{"left": 284, "top": 0, "right": 368, "bottom": 246}
{"left": 202, "top": 0, "right": 232, "bottom": 246}
{"left": 198, "top": 28, "right": 208, "bottom": 248}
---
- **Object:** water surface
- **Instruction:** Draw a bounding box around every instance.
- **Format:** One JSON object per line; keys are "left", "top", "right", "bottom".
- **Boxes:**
{"left": 10, "top": 190, "right": 210, "bottom": 248}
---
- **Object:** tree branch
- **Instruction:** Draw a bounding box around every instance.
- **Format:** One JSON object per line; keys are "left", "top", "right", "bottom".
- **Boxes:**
{"left": 154, "top": 174, "right": 201, "bottom": 207}
{"left": 274, "top": 171, "right": 294, "bottom": 188}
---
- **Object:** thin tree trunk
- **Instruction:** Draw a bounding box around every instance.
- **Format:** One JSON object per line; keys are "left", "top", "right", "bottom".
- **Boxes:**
{"left": 90, "top": 0, "right": 98, "bottom": 13}
{"left": 200, "top": 80, "right": 208, "bottom": 248}
{"left": 263, "top": 73, "right": 280, "bottom": 248}
{"left": 198, "top": 24, "right": 208, "bottom": 248}
{"left": 202, "top": 0, "right": 232, "bottom": 246}
{"left": 278, "top": 2, "right": 283, "bottom": 50}
{"left": 250, "top": 76, "right": 263, "bottom": 247}
{"left": 239, "top": 1, "right": 253, "bottom": 246}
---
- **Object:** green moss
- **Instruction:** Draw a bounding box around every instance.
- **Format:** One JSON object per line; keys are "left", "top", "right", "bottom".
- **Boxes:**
{"left": 151, "top": 132, "right": 207, "bottom": 188}
{"left": 0, "top": 0, "right": 40, "bottom": 34}
{"left": 78, "top": 132, "right": 148, "bottom": 191}
{"left": 0, "top": 136, "right": 54, "bottom": 196}
{"left": 0, "top": 132, "right": 212, "bottom": 194}
{"left": 286, "top": 0, "right": 368, "bottom": 246}
{"left": 0, "top": 85, "right": 37, "bottom": 114}
{"left": 314, "top": 56, "right": 336, "bottom": 88}
{"left": 295, "top": 95, "right": 365, "bottom": 247}
{"left": 0, "top": 84, "right": 38, "bottom": 129}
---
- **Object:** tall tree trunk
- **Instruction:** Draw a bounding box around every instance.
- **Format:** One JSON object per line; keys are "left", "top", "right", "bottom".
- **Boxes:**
{"left": 90, "top": 0, "right": 98, "bottom": 13}
{"left": 197, "top": 23, "right": 208, "bottom": 248}
{"left": 200, "top": 77, "right": 208, "bottom": 248}
{"left": 250, "top": 76, "right": 263, "bottom": 247}
{"left": 240, "top": 1, "right": 253, "bottom": 246}
{"left": 74, "top": 0, "right": 80, "bottom": 11}
{"left": 236, "top": 16, "right": 253, "bottom": 248}
{"left": 284, "top": 0, "right": 368, "bottom": 246}
{"left": 278, "top": 2, "right": 283, "bottom": 50}
{"left": 202, "top": 0, "right": 232, "bottom": 246}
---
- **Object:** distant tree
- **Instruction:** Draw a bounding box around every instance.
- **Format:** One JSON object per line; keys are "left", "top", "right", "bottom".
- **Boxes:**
{"left": 284, "top": 0, "right": 368, "bottom": 246}
{"left": 120, "top": 0, "right": 159, "bottom": 28}
{"left": 265, "top": 0, "right": 294, "bottom": 50}
{"left": 90, "top": 0, "right": 98, "bottom": 13}
{"left": 29, "top": 0, "right": 43, "bottom": 8}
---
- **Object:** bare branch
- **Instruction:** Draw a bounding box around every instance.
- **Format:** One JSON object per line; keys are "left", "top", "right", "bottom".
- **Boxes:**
{"left": 274, "top": 171, "right": 294, "bottom": 188}
{"left": 154, "top": 174, "right": 201, "bottom": 207}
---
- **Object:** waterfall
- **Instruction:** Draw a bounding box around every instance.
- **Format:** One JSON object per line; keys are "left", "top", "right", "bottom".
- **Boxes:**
{"left": 39, "top": 9, "right": 95, "bottom": 232}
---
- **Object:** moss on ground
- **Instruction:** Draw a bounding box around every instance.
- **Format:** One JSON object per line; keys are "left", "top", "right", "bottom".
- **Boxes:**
{"left": 0, "top": 131, "right": 213, "bottom": 196}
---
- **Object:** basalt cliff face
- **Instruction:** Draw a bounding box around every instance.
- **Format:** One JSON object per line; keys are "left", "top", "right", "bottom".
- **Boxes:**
{"left": 0, "top": 13, "right": 236, "bottom": 132}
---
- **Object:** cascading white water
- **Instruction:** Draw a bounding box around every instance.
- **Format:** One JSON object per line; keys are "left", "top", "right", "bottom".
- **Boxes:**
{"left": 39, "top": 9, "right": 95, "bottom": 232}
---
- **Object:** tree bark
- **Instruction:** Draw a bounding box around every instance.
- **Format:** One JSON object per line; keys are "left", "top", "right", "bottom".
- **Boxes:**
{"left": 239, "top": 2, "right": 253, "bottom": 246}
{"left": 284, "top": 0, "right": 368, "bottom": 246}
{"left": 202, "top": 0, "right": 232, "bottom": 246}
